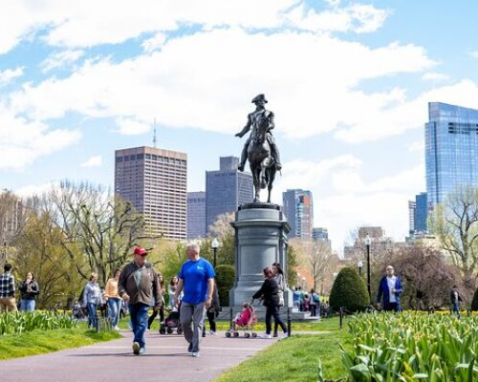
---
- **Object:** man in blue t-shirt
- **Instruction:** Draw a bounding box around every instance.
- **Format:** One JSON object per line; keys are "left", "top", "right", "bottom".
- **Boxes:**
{"left": 174, "top": 243, "right": 215, "bottom": 357}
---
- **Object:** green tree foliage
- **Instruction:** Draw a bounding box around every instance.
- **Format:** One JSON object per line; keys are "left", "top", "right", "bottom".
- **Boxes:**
{"left": 160, "top": 242, "right": 187, "bottom": 284}
{"left": 287, "top": 244, "right": 298, "bottom": 288}
{"left": 215, "top": 264, "right": 235, "bottom": 307}
{"left": 12, "top": 212, "right": 83, "bottom": 308}
{"left": 329, "top": 267, "right": 368, "bottom": 312}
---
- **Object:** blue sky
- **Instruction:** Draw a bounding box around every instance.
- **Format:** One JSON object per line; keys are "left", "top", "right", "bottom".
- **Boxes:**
{"left": 1, "top": 0, "right": 478, "bottom": 250}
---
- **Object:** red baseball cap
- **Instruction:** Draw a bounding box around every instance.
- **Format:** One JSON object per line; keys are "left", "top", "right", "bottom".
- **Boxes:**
{"left": 132, "top": 247, "right": 148, "bottom": 256}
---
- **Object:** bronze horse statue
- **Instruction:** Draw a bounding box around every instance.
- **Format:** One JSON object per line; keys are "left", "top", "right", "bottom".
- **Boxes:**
{"left": 247, "top": 114, "right": 277, "bottom": 203}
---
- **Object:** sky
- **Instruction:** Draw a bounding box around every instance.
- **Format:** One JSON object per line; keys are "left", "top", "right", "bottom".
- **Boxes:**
{"left": 2, "top": 0, "right": 478, "bottom": 251}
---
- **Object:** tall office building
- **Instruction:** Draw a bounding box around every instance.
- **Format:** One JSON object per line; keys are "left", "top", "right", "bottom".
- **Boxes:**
{"left": 115, "top": 146, "right": 187, "bottom": 240}
{"left": 414, "top": 192, "right": 428, "bottom": 233}
{"left": 205, "top": 156, "right": 253, "bottom": 231}
{"left": 187, "top": 191, "right": 206, "bottom": 239}
{"left": 282, "top": 189, "right": 314, "bottom": 240}
{"left": 408, "top": 200, "right": 416, "bottom": 234}
{"left": 312, "top": 227, "right": 328, "bottom": 241}
{"left": 426, "top": 102, "right": 478, "bottom": 207}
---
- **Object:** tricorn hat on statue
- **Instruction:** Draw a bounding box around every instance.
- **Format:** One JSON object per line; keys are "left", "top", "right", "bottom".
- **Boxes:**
{"left": 251, "top": 94, "right": 268, "bottom": 104}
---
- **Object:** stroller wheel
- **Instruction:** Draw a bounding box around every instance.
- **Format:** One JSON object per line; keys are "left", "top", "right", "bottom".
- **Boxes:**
{"left": 244, "top": 333, "right": 250, "bottom": 338}
{"left": 167, "top": 327, "right": 173, "bottom": 334}
{"left": 159, "top": 327, "right": 166, "bottom": 334}
{"left": 225, "top": 331, "right": 231, "bottom": 338}
{"left": 177, "top": 328, "right": 183, "bottom": 335}
{"left": 252, "top": 333, "right": 257, "bottom": 338}
{"left": 233, "top": 332, "right": 239, "bottom": 338}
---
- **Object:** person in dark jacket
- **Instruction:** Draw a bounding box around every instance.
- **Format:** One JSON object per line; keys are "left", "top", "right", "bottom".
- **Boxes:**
{"left": 252, "top": 267, "right": 287, "bottom": 339}
{"left": 450, "top": 285, "right": 463, "bottom": 317}
{"left": 202, "top": 280, "right": 220, "bottom": 337}
{"left": 376, "top": 265, "right": 403, "bottom": 312}
{"left": 19, "top": 272, "right": 40, "bottom": 312}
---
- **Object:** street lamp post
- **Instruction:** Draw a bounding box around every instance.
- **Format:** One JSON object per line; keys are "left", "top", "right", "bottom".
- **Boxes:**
{"left": 357, "top": 260, "right": 363, "bottom": 276}
{"left": 211, "top": 238, "right": 219, "bottom": 268}
{"left": 364, "top": 234, "right": 372, "bottom": 304}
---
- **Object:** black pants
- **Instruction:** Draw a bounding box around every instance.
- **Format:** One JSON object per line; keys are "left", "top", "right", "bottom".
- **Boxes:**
{"left": 268, "top": 305, "right": 286, "bottom": 335}
{"left": 147, "top": 306, "right": 165, "bottom": 329}
{"left": 203, "top": 310, "right": 217, "bottom": 334}
{"left": 310, "top": 304, "right": 317, "bottom": 317}
{"left": 383, "top": 302, "right": 399, "bottom": 312}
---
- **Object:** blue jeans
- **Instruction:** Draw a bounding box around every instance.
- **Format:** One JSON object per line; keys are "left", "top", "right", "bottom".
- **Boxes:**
{"left": 129, "top": 303, "right": 149, "bottom": 348}
{"left": 107, "top": 298, "right": 121, "bottom": 327}
{"left": 452, "top": 302, "right": 460, "bottom": 314}
{"left": 20, "top": 299, "right": 35, "bottom": 312}
{"left": 87, "top": 303, "right": 98, "bottom": 330}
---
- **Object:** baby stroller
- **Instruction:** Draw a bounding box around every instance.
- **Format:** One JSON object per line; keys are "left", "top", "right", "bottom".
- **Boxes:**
{"left": 160, "top": 307, "right": 183, "bottom": 335}
{"left": 72, "top": 302, "right": 87, "bottom": 321}
{"left": 226, "top": 300, "right": 258, "bottom": 338}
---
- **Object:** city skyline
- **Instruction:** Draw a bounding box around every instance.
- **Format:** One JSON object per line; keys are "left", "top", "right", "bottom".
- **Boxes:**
{"left": 2, "top": 1, "right": 478, "bottom": 250}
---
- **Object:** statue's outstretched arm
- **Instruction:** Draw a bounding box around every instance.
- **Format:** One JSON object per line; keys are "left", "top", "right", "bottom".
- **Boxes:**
{"left": 235, "top": 115, "right": 252, "bottom": 138}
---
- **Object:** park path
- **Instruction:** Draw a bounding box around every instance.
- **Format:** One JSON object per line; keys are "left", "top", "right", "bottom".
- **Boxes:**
{"left": 0, "top": 330, "right": 278, "bottom": 382}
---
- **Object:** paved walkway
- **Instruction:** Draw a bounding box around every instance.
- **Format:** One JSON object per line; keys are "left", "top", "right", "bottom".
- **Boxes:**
{"left": 0, "top": 330, "right": 278, "bottom": 382}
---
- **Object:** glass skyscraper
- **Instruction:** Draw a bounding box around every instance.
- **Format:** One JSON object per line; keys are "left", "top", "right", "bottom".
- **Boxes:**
{"left": 282, "top": 189, "right": 314, "bottom": 240}
{"left": 426, "top": 102, "right": 478, "bottom": 207}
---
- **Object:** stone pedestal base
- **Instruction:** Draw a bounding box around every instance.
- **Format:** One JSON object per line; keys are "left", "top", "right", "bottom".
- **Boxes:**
{"left": 229, "top": 203, "right": 292, "bottom": 307}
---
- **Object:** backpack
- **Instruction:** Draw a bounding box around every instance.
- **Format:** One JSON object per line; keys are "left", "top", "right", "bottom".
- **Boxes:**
{"left": 313, "top": 293, "right": 320, "bottom": 303}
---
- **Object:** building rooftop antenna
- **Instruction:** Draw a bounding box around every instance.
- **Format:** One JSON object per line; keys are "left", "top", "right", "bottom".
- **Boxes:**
{"left": 153, "top": 119, "right": 157, "bottom": 148}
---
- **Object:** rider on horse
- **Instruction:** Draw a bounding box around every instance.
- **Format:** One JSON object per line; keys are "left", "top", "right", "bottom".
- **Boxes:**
{"left": 235, "top": 94, "right": 282, "bottom": 172}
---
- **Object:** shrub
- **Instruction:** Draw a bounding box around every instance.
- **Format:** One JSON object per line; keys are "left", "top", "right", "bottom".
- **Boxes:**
{"left": 329, "top": 267, "right": 368, "bottom": 312}
{"left": 215, "top": 264, "right": 235, "bottom": 307}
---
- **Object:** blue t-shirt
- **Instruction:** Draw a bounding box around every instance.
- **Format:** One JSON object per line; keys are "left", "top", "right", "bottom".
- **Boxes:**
{"left": 179, "top": 258, "right": 215, "bottom": 305}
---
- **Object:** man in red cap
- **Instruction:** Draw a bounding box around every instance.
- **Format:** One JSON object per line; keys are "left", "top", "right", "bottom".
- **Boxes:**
{"left": 119, "top": 246, "right": 162, "bottom": 355}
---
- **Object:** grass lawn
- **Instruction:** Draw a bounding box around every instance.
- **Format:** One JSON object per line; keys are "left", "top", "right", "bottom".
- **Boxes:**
{"left": 0, "top": 325, "right": 121, "bottom": 361}
{"left": 213, "top": 317, "right": 352, "bottom": 382}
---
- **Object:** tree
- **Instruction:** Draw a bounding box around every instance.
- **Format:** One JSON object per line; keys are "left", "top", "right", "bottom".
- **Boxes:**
{"left": 373, "top": 243, "right": 466, "bottom": 310}
{"left": 329, "top": 267, "right": 368, "bottom": 312}
{"left": 0, "top": 190, "right": 22, "bottom": 267}
{"left": 432, "top": 186, "right": 478, "bottom": 281}
{"left": 43, "top": 181, "right": 145, "bottom": 285}
{"left": 12, "top": 211, "right": 83, "bottom": 309}
{"left": 215, "top": 264, "right": 235, "bottom": 306}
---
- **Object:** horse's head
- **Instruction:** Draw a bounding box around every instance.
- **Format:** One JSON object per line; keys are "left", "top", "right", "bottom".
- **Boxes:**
{"left": 253, "top": 116, "right": 270, "bottom": 144}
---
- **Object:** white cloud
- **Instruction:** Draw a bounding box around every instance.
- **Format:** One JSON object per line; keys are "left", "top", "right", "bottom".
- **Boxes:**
{"left": 421, "top": 72, "right": 449, "bottom": 82}
{"left": 0, "top": 103, "right": 81, "bottom": 170}
{"left": 469, "top": 50, "right": 478, "bottom": 60}
{"left": 142, "top": 33, "right": 167, "bottom": 53}
{"left": 115, "top": 117, "right": 151, "bottom": 135}
{"left": 15, "top": 181, "right": 60, "bottom": 198}
{"left": 8, "top": 28, "right": 435, "bottom": 142}
{"left": 0, "top": 67, "right": 24, "bottom": 86}
{"left": 272, "top": 157, "right": 425, "bottom": 250}
{"left": 408, "top": 140, "right": 424, "bottom": 152}
{"left": 40, "top": 49, "right": 84, "bottom": 72}
{"left": 81, "top": 155, "right": 102, "bottom": 168}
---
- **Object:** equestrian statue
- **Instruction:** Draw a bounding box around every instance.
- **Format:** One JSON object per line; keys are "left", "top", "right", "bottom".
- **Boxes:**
{"left": 235, "top": 94, "right": 282, "bottom": 203}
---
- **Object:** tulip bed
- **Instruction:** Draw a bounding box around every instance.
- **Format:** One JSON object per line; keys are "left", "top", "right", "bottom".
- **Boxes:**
{"left": 339, "top": 312, "right": 478, "bottom": 381}
{"left": 0, "top": 312, "right": 76, "bottom": 335}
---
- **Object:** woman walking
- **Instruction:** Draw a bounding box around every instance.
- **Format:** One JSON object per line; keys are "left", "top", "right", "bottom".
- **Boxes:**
{"left": 83, "top": 273, "right": 103, "bottom": 330}
{"left": 104, "top": 269, "right": 122, "bottom": 331}
{"left": 253, "top": 267, "right": 287, "bottom": 339}
{"left": 19, "top": 272, "right": 39, "bottom": 312}
{"left": 168, "top": 275, "right": 179, "bottom": 308}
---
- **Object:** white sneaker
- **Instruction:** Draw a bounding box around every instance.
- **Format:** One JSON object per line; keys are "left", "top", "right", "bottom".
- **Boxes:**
{"left": 209, "top": 330, "right": 217, "bottom": 335}
{"left": 280, "top": 331, "right": 289, "bottom": 339}
{"left": 260, "top": 333, "right": 272, "bottom": 339}
{"left": 192, "top": 352, "right": 200, "bottom": 358}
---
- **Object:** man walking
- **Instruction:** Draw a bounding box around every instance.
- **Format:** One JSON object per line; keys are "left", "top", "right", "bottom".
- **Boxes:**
{"left": 119, "top": 247, "right": 162, "bottom": 355}
{"left": 0, "top": 263, "right": 17, "bottom": 313}
{"left": 376, "top": 265, "right": 403, "bottom": 312}
{"left": 175, "top": 243, "right": 215, "bottom": 358}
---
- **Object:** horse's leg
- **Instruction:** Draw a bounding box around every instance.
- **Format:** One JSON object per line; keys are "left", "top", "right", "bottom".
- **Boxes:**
{"left": 260, "top": 158, "right": 269, "bottom": 189}
{"left": 253, "top": 166, "right": 261, "bottom": 203}
{"left": 267, "top": 166, "right": 276, "bottom": 203}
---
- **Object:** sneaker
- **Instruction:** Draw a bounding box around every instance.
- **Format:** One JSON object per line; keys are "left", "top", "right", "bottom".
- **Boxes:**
{"left": 188, "top": 343, "right": 193, "bottom": 353}
{"left": 260, "top": 333, "right": 272, "bottom": 339}
{"left": 132, "top": 342, "right": 140, "bottom": 355}
{"left": 192, "top": 352, "right": 200, "bottom": 358}
{"left": 281, "top": 331, "right": 289, "bottom": 339}
{"left": 209, "top": 330, "right": 217, "bottom": 335}
{"left": 139, "top": 347, "right": 146, "bottom": 355}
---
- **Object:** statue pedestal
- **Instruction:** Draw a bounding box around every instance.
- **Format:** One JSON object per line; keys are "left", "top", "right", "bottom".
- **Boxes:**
{"left": 229, "top": 203, "right": 292, "bottom": 307}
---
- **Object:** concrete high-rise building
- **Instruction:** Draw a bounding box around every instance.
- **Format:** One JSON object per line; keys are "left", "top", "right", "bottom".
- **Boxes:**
{"left": 205, "top": 156, "right": 253, "bottom": 231}
{"left": 115, "top": 146, "right": 187, "bottom": 240}
{"left": 187, "top": 192, "right": 206, "bottom": 239}
{"left": 426, "top": 102, "right": 478, "bottom": 207}
{"left": 408, "top": 200, "right": 416, "bottom": 234}
{"left": 282, "top": 189, "right": 314, "bottom": 240}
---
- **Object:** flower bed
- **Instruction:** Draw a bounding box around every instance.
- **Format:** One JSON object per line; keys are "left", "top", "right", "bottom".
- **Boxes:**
{"left": 0, "top": 312, "right": 76, "bottom": 335}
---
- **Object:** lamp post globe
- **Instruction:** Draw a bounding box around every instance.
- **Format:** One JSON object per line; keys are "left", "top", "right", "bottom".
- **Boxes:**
{"left": 364, "top": 234, "right": 372, "bottom": 304}
{"left": 211, "top": 238, "right": 219, "bottom": 268}
{"left": 357, "top": 260, "right": 363, "bottom": 276}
